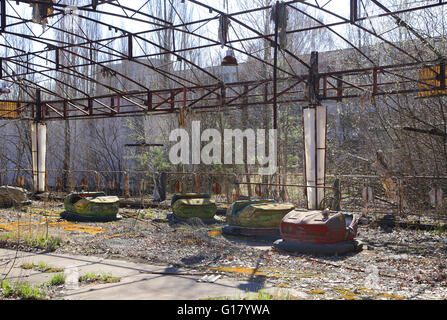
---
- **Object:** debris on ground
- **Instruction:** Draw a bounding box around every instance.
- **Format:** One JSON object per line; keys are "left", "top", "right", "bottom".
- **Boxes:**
{"left": 1, "top": 201, "right": 447, "bottom": 300}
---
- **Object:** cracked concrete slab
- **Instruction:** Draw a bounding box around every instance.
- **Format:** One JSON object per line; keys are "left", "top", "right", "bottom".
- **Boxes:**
{"left": 0, "top": 248, "right": 283, "bottom": 300}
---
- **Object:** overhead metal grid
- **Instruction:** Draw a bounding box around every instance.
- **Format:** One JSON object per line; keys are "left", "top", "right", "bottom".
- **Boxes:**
{"left": 0, "top": 0, "right": 445, "bottom": 122}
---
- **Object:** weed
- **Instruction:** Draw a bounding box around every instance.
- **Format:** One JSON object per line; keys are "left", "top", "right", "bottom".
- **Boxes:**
{"left": 47, "top": 273, "right": 66, "bottom": 286}
{"left": 79, "top": 272, "right": 120, "bottom": 284}
{"left": 0, "top": 280, "right": 46, "bottom": 300}
{"left": 137, "top": 209, "right": 157, "bottom": 219}
{"left": 246, "top": 289, "right": 297, "bottom": 300}
{"left": 0, "top": 231, "right": 62, "bottom": 251}
{"left": 38, "top": 262, "right": 63, "bottom": 273}
{"left": 206, "top": 289, "right": 298, "bottom": 300}
{"left": 1, "top": 280, "right": 12, "bottom": 297}
{"left": 252, "top": 289, "right": 273, "bottom": 300}
{"left": 20, "top": 261, "right": 63, "bottom": 273}
{"left": 432, "top": 227, "right": 447, "bottom": 236}
{"left": 20, "top": 263, "right": 35, "bottom": 270}
{"left": 25, "top": 234, "right": 61, "bottom": 251}
{"left": 37, "top": 261, "right": 49, "bottom": 270}
{"left": 202, "top": 296, "right": 229, "bottom": 300}
{"left": 206, "top": 290, "right": 298, "bottom": 300}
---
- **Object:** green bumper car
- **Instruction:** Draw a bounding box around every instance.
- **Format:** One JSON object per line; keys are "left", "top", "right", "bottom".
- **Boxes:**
{"left": 171, "top": 193, "right": 217, "bottom": 220}
{"left": 226, "top": 199, "right": 294, "bottom": 228}
{"left": 61, "top": 192, "right": 120, "bottom": 222}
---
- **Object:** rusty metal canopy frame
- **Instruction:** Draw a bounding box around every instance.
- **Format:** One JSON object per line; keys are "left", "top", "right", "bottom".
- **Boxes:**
{"left": 0, "top": 0, "right": 446, "bottom": 122}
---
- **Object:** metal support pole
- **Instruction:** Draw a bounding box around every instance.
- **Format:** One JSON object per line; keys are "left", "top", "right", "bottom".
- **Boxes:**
{"left": 63, "top": 100, "right": 67, "bottom": 118}
{"left": 125, "top": 172, "right": 130, "bottom": 198}
{"left": 95, "top": 171, "right": 100, "bottom": 191}
{"left": 350, "top": 0, "right": 358, "bottom": 23}
{"left": 55, "top": 48, "right": 60, "bottom": 70}
{"left": 272, "top": 1, "right": 279, "bottom": 131}
{"left": 33, "top": 89, "right": 46, "bottom": 193}
{"left": 440, "top": 59, "right": 445, "bottom": 90}
{"left": 88, "top": 98, "right": 93, "bottom": 116}
{"left": 36, "top": 88, "right": 42, "bottom": 122}
{"left": 272, "top": 1, "right": 280, "bottom": 199}
{"left": 146, "top": 91, "right": 152, "bottom": 110}
{"left": 337, "top": 75, "right": 343, "bottom": 102}
{"left": 303, "top": 52, "right": 327, "bottom": 210}
{"left": 128, "top": 33, "right": 133, "bottom": 60}
{"left": 220, "top": 85, "right": 226, "bottom": 106}
{"left": 117, "top": 94, "right": 120, "bottom": 113}
{"left": 194, "top": 173, "right": 200, "bottom": 193}
{"left": 1, "top": 0, "right": 6, "bottom": 33}
{"left": 170, "top": 90, "right": 175, "bottom": 111}
{"left": 308, "top": 51, "right": 320, "bottom": 106}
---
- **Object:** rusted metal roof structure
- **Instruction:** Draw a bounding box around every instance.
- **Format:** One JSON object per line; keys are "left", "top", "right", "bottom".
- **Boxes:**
{"left": 0, "top": 0, "right": 446, "bottom": 126}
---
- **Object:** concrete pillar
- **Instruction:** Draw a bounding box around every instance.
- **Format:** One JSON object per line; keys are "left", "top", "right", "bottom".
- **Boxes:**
{"left": 303, "top": 105, "right": 327, "bottom": 210}
{"left": 31, "top": 121, "right": 47, "bottom": 192}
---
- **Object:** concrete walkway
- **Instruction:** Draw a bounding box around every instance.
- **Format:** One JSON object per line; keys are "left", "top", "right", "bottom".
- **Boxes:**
{"left": 0, "top": 248, "right": 298, "bottom": 300}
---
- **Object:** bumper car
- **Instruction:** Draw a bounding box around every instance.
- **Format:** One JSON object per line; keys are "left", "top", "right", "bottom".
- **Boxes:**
{"left": 171, "top": 193, "right": 217, "bottom": 220}
{"left": 223, "top": 199, "right": 295, "bottom": 237}
{"left": 274, "top": 209, "right": 362, "bottom": 255}
{"left": 61, "top": 192, "right": 120, "bottom": 222}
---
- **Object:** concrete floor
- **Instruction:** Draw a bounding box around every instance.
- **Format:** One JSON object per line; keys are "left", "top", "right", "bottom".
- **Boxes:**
{"left": 0, "top": 248, "right": 299, "bottom": 300}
